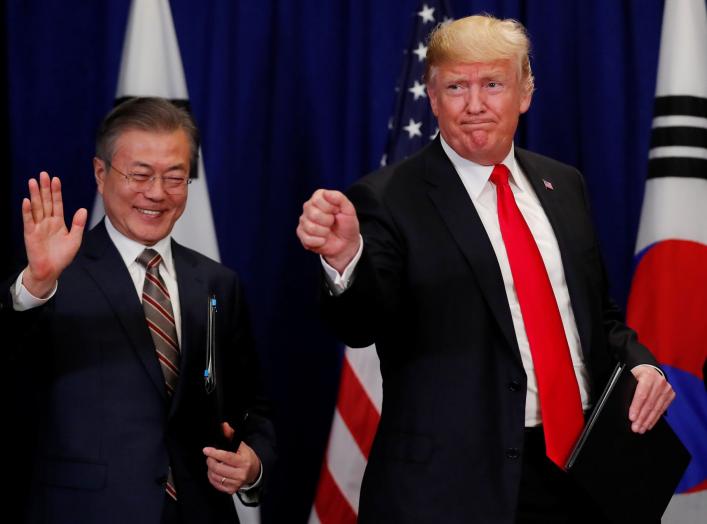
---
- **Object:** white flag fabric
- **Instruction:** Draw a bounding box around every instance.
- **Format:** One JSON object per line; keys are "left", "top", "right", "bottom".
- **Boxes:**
{"left": 90, "top": 1, "right": 258, "bottom": 522}
{"left": 89, "top": 0, "right": 220, "bottom": 263}
{"left": 627, "top": 0, "right": 707, "bottom": 522}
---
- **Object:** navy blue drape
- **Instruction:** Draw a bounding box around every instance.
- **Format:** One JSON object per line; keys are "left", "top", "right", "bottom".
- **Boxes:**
{"left": 2, "top": 1, "right": 664, "bottom": 522}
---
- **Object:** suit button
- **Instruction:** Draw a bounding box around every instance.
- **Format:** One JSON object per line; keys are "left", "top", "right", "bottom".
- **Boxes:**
{"left": 506, "top": 448, "right": 520, "bottom": 459}
{"left": 155, "top": 475, "right": 167, "bottom": 486}
{"left": 508, "top": 380, "right": 521, "bottom": 392}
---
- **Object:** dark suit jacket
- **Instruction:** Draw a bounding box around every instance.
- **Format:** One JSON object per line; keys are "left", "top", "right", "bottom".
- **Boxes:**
{"left": 321, "top": 139, "right": 658, "bottom": 524}
{"left": 4, "top": 222, "right": 275, "bottom": 524}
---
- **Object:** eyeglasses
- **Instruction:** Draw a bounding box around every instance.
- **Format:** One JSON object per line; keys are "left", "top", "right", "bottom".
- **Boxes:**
{"left": 107, "top": 163, "right": 192, "bottom": 195}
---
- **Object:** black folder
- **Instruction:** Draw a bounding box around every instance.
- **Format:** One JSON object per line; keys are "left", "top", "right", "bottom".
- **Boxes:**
{"left": 205, "top": 294, "right": 245, "bottom": 450}
{"left": 566, "top": 363, "right": 691, "bottom": 523}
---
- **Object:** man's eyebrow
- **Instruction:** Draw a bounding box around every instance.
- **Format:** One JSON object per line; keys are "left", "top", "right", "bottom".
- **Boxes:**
{"left": 128, "top": 161, "right": 187, "bottom": 171}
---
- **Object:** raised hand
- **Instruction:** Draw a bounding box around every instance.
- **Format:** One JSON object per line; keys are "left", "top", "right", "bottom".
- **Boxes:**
{"left": 22, "top": 172, "right": 87, "bottom": 298}
{"left": 296, "top": 189, "right": 361, "bottom": 273}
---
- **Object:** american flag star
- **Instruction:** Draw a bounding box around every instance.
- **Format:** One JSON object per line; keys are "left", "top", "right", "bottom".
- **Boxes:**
{"left": 383, "top": 1, "right": 453, "bottom": 164}
{"left": 412, "top": 42, "right": 428, "bottom": 62}
{"left": 418, "top": 4, "right": 436, "bottom": 24}
{"left": 403, "top": 118, "right": 423, "bottom": 138}
{"left": 408, "top": 80, "right": 427, "bottom": 100}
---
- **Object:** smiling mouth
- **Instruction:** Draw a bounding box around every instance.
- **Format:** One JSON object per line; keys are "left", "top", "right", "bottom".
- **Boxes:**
{"left": 136, "top": 207, "right": 163, "bottom": 217}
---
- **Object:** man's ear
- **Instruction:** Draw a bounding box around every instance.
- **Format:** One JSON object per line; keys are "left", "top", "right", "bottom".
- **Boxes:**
{"left": 519, "top": 87, "right": 532, "bottom": 115}
{"left": 427, "top": 83, "right": 440, "bottom": 117}
{"left": 93, "top": 157, "right": 106, "bottom": 195}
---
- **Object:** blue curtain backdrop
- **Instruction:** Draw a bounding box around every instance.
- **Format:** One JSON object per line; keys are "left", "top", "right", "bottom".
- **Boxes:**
{"left": 2, "top": 1, "right": 664, "bottom": 522}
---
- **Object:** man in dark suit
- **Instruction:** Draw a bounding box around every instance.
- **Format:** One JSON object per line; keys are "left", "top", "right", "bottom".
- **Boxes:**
{"left": 4, "top": 97, "right": 275, "bottom": 524}
{"left": 297, "top": 14, "right": 674, "bottom": 523}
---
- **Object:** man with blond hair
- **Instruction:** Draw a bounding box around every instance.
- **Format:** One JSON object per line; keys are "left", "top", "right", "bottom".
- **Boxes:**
{"left": 298, "top": 14, "right": 673, "bottom": 523}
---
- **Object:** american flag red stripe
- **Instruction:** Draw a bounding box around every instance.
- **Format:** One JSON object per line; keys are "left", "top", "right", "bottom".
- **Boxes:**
{"left": 309, "top": 347, "right": 382, "bottom": 523}
{"left": 165, "top": 479, "right": 178, "bottom": 500}
{"left": 311, "top": 462, "right": 358, "bottom": 524}
{"left": 336, "top": 354, "right": 380, "bottom": 457}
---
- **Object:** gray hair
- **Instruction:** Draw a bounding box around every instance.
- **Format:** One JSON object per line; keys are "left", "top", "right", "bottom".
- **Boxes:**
{"left": 95, "top": 97, "right": 200, "bottom": 175}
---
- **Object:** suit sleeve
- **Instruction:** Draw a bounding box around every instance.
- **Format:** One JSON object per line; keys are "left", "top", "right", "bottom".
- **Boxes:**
{"left": 221, "top": 277, "right": 276, "bottom": 505}
{"left": 320, "top": 177, "right": 407, "bottom": 349}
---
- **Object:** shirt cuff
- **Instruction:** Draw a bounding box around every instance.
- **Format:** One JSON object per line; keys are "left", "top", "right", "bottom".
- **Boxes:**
{"left": 631, "top": 364, "right": 665, "bottom": 378}
{"left": 12, "top": 270, "right": 57, "bottom": 311}
{"left": 235, "top": 463, "right": 263, "bottom": 504}
{"left": 320, "top": 235, "right": 364, "bottom": 296}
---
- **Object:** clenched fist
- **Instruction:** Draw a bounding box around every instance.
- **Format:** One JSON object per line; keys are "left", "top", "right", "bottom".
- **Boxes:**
{"left": 297, "top": 189, "right": 361, "bottom": 273}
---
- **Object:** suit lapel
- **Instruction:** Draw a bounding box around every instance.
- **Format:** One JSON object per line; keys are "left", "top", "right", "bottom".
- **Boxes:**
{"left": 423, "top": 140, "right": 522, "bottom": 362}
{"left": 81, "top": 222, "right": 167, "bottom": 400}
{"left": 171, "top": 242, "right": 208, "bottom": 418}
{"left": 515, "top": 149, "right": 593, "bottom": 357}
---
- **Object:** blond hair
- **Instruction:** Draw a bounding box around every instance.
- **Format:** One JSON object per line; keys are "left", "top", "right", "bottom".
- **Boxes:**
{"left": 425, "top": 14, "right": 534, "bottom": 95}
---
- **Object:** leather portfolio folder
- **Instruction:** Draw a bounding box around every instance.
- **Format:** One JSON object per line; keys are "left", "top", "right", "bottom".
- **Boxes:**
{"left": 566, "top": 363, "right": 691, "bottom": 523}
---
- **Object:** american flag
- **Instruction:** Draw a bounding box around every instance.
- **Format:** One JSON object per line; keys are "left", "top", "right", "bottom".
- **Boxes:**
{"left": 308, "top": 3, "right": 452, "bottom": 523}
{"left": 383, "top": 1, "right": 452, "bottom": 166}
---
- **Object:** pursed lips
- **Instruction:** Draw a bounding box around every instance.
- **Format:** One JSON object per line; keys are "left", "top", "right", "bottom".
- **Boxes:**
{"left": 460, "top": 119, "right": 494, "bottom": 126}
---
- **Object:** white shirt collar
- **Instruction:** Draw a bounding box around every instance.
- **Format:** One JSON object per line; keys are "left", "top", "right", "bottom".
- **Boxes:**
{"left": 104, "top": 216, "right": 175, "bottom": 275}
{"left": 439, "top": 136, "right": 527, "bottom": 202}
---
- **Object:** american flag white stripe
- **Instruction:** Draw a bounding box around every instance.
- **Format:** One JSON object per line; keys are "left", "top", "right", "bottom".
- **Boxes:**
{"left": 345, "top": 346, "right": 383, "bottom": 412}
{"left": 308, "top": 510, "right": 322, "bottom": 524}
{"left": 324, "top": 410, "right": 368, "bottom": 511}
{"left": 309, "top": 347, "right": 382, "bottom": 523}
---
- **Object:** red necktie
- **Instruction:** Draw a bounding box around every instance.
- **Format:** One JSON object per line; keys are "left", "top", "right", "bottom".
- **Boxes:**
{"left": 490, "top": 164, "right": 584, "bottom": 469}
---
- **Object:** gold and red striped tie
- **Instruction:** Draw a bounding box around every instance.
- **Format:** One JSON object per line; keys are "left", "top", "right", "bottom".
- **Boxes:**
{"left": 137, "top": 248, "right": 180, "bottom": 500}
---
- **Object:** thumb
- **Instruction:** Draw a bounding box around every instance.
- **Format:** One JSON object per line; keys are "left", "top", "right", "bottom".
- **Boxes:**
{"left": 321, "top": 190, "right": 356, "bottom": 217}
{"left": 337, "top": 194, "right": 357, "bottom": 217}
{"left": 222, "top": 422, "right": 235, "bottom": 441}
{"left": 69, "top": 208, "right": 88, "bottom": 241}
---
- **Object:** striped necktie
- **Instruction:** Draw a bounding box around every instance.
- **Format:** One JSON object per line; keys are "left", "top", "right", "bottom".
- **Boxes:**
{"left": 136, "top": 248, "right": 180, "bottom": 500}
